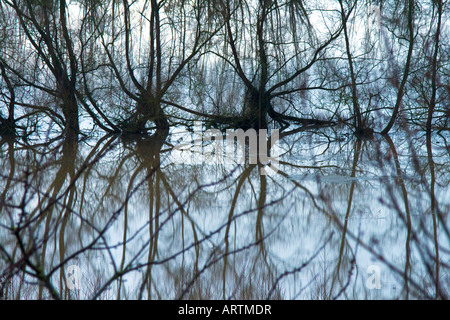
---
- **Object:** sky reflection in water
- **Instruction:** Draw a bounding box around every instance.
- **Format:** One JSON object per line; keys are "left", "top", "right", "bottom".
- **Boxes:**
{"left": 0, "top": 127, "right": 449, "bottom": 300}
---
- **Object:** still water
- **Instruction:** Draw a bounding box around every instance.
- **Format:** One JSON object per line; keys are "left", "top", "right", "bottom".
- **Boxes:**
{"left": 0, "top": 125, "right": 449, "bottom": 299}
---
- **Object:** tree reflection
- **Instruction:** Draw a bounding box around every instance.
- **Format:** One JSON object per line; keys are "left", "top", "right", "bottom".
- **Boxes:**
{"left": 0, "top": 126, "right": 449, "bottom": 299}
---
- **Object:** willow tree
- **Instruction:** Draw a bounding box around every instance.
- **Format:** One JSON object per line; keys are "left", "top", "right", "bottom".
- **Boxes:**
{"left": 1, "top": 0, "right": 80, "bottom": 139}
{"left": 88, "top": 0, "right": 221, "bottom": 135}
{"left": 190, "top": 0, "right": 346, "bottom": 130}
{"left": 425, "top": 0, "right": 444, "bottom": 135}
{"left": 380, "top": 0, "right": 416, "bottom": 135}
{"left": 338, "top": 0, "right": 384, "bottom": 138}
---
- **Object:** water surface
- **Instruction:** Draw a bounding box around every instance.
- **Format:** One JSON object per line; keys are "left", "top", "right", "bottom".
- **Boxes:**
{"left": 0, "top": 127, "right": 449, "bottom": 300}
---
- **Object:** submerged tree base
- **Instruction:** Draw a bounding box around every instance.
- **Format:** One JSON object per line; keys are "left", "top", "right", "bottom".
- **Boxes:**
{"left": 1, "top": 125, "right": 448, "bottom": 300}
{"left": 0, "top": 119, "right": 16, "bottom": 138}
{"left": 354, "top": 127, "right": 374, "bottom": 140}
{"left": 204, "top": 111, "right": 336, "bottom": 132}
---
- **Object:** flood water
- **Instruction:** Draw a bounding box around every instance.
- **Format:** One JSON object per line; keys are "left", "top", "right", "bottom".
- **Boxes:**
{"left": 0, "top": 125, "right": 449, "bottom": 300}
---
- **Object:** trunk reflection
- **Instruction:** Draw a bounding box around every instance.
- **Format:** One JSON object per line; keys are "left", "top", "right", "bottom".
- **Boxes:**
{"left": 0, "top": 127, "right": 448, "bottom": 300}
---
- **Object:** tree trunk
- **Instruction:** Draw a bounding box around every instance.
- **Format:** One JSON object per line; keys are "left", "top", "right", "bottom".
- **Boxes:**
{"left": 426, "top": 0, "right": 442, "bottom": 136}
{"left": 381, "top": 0, "right": 415, "bottom": 135}
{"left": 60, "top": 86, "right": 79, "bottom": 140}
{"left": 246, "top": 89, "right": 270, "bottom": 130}
{"left": 0, "top": 61, "right": 16, "bottom": 136}
{"left": 339, "top": 0, "right": 363, "bottom": 131}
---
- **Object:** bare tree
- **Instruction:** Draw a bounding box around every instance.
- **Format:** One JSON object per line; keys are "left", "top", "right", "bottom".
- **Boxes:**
{"left": 1, "top": 0, "right": 80, "bottom": 139}
{"left": 426, "top": 0, "right": 444, "bottom": 135}
{"left": 188, "top": 0, "right": 345, "bottom": 130}
{"left": 381, "top": 0, "right": 415, "bottom": 135}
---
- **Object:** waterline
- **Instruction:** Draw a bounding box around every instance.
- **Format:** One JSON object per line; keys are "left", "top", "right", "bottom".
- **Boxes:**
{"left": 170, "top": 121, "right": 280, "bottom": 175}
